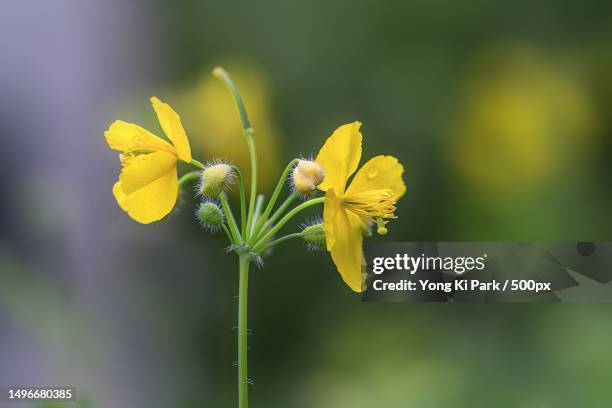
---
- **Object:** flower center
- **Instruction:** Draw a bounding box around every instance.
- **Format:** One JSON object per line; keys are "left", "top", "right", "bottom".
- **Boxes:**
{"left": 342, "top": 189, "right": 397, "bottom": 221}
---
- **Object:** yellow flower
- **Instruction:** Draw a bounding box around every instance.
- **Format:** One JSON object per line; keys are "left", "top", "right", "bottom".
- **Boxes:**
{"left": 105, "top": 97, "right": 192, "bottom": 224}
{"left": 316, "top": 122, "right": 406, "bottom": 292}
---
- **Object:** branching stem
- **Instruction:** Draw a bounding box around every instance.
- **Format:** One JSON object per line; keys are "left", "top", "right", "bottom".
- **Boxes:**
{"left": 252, "top": 197, "right": 324, "bottom": 253}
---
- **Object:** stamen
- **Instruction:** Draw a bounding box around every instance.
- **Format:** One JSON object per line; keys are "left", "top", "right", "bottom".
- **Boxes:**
{"left": 342, "top": 189, "right": 397, "bottom": 220}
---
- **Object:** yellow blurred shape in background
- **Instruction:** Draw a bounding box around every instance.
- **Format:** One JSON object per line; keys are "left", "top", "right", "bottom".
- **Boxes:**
{"left": 176, "top": 59, "right": 282, "bottom": 191}
{"left": 449, "top": 47, "right": 598, "bottom": 196}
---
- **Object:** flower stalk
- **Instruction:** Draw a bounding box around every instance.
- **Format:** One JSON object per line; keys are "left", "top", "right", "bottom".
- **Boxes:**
{"left": 265, "top": 232, "right": 303, "bottom": 249}
{"left": 232, "top": 166, "right": 247, "bottom": 237}
{"left": 219, "top": 192, "right": 242, "bottom": 244}
{"left": 178, "top": 170, "right": 201, "bottom": 188}
{"left": 255, "top": 193, "right": 297, "bottom": 241}
{"left": 251, "top": 159, "right": 298, "bottom": 242}
{"left": 213, "top": 67, "right": 259, "bottom": 242}
{"left": 251, "top": 197, "right": 325, "bottom": 253}
{"left": 237, "top": 254, "right": 250, "bottom": 408}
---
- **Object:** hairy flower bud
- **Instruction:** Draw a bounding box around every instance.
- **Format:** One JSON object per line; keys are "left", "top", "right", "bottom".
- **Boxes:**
{"left": 196, "top": 201, "right": 225, "bottom": 231}
{"left": 301, "top": 221, "right": 326, "bottom": 251}
{"left": 291, "top": 159, "right": 325, "bottom": 195}
{"left": 199, "top": 162, "right": 233, "bottom": 197}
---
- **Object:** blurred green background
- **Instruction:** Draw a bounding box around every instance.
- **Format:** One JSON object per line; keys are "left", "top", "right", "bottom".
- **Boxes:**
{"left": 1, "top": 0, "right": 612, "bottom": 407}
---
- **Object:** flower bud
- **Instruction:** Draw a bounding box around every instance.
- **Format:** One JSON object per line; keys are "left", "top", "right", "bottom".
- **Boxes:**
{"left": 292, "top": 160, "right": 325, "bottom": 195}
{"left": 301, "top": 222, "right": 326, "bottom": 251}
{"left": 199, "top": 162, "right": 233, "bottom": 197}
{"left": 196, "top": 201, "right": 225, "bottom": 231}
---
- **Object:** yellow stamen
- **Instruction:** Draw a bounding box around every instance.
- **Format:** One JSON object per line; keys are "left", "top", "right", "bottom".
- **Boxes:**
{"left": 342, "top": 189, "right": 397, "bottom": 221}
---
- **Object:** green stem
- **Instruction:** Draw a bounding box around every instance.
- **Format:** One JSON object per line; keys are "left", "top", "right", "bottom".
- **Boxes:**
{"left": 191, "top": 159, "right": 205, "bottom": 169}
{"left": 237, "top": 255, "right": 250, "bottom": 408}
{"left": 245, "top": 129, "right": 258, "bottom": 239}
{"left": 212, "top": 67, "right": 258, "bottom": 241}
{"left": 213, "top": 67, "right": 252, "bottom": 129}
{"left": 232, "top": 166, "right": 247, "bottom": 237}
{"left": 265, "top": 232, "right": 303, "bottom": 249}
{"left": 252, "top": 197, "right": 324, "bottom": 253}
{"left": 255, "top": 193, "right": 297, "bottom": 242}
{"left": 221, "top": 224, "right": 234, "bottom": 244}
{"left": 178, "top": 171, "right": 200, "bottom": 188}
{"left": 220, "top": 193, "right": 242, "bottom": 244}
{"left": 250, "top": 159, "right": 298, "bottom": 243}
{"left": 251, "top": 194, "right": 265, "bottom": 229}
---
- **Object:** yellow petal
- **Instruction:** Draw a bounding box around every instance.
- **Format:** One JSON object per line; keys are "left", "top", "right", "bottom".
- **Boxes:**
{"left": 113, "top": 151, "right": 179, "bottom": 224}
{"left": 118, "top": 151, "right": 177, "bottom": 195}
{"left": 150, "top": 97, "right": 192, "bottom": 162}
{"left": 323, "top": 189, "right": 365, "bottom": 292}
{"left": 315, "top": 122, "right": 362, "bottom": 194}
{"left": 323, "top": 189, "right": 341, "bottom": 250}
{"left": 345, "top": 155, "right": 406, "bottom": 201}
{"left": 114, "top": 172, "right": 178, "bottom": 224}
{"left": 112, "top": 181, "right": 128, "bottom": 211}
{"left": 105, "top": 120, "right": 175, "bottom": 154}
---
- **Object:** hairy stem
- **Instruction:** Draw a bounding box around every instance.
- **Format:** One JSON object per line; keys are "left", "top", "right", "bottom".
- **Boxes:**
{"left": 237, "top": 255, "right": 250, "bottom": 408}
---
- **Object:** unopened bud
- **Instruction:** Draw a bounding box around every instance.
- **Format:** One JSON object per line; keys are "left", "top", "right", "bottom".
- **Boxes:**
{"left": 302, "top": 222, "right": 326, "bottom": 251}
{"left": 196, "top": 201, "right": 225, "bottom": 231}
{"left": 292, "top": 160, "right": 325, "bottom": 195}
{"left": 199, "top": 162, "right": 233, "bottom": 197}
